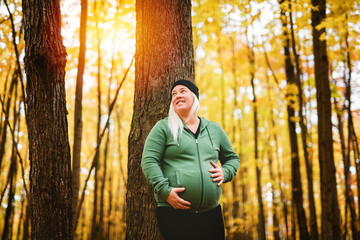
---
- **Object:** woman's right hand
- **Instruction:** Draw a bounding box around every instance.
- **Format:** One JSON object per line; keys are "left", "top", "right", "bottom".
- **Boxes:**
{"left": 166, "top": 188, "right": 191, "bottom": 210}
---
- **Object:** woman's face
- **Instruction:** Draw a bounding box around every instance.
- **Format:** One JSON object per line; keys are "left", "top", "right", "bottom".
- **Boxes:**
{"left": 171, "top": 85, "right": 194, "bottom": 116}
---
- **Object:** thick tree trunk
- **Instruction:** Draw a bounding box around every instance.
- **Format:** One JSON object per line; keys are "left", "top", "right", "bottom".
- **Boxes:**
{"left": 22, "top": 0, "right": 72, "bottom": 239}
{"left": 311, "top": 0, "right": 341, "bottom": 239}
{"left": 126, "top": 0, "right": 194, "bottom": 239}
{"left": 72, "top": 0, "right": 88, "bottom": 232}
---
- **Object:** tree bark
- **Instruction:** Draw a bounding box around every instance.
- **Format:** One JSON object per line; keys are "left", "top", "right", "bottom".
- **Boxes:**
{"left": 311, "top": 0, "right": 341, "bottom": 239}
{"left": 22, "top": 0, "right": 72, "bottom": 238}
{"left": 126, "top": 0, "right": 194, "bottom": 239}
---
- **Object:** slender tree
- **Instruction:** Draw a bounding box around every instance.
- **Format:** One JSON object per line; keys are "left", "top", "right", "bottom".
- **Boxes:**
{"left": 72, "top": 0, "right": 88, "bottom": 232}
{"left": 91, "top": 1, "right": 103, "bottom": 236}
{"left": 342, "top": 21, "right": 359, "bottom": 239}
{"left": 1, "top": 84, "right": 19, "bottom": 240}
{"left": 247, "top": 35, "right": 266, "bottom": 240}
{"left": 334, "top": 97, "right": 357, "bottom": 240}
{"left": 311, "top": 0, "right": 341, "bottom": 238}
{"left": 126, "top": 0, "right": 194, "bottom": 239}
{"left": 289, "top": 2, "right": 318, "bottom": 239}
{"left": 22, "top": 0, "right": 73, "bottom": 238}
{"left": 0, "top": 75, "right": 17, "bottom": 172}
{"left": 279, "top": 1, "right": 309, "bottom": 238}
{"left": 265, "top": 75, "right": 280, "bottom": 240}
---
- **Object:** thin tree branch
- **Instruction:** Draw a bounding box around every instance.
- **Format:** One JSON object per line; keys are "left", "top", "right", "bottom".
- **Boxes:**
{"left": 0, "top": 16, "right": 10, "bottom": 24}
{"left": 4, "top": 0, "right": 26, "bottom": 115}
{"left": 261, "top": 36, "right": 279, "bottom": 85}
{"left": 0, "top": 95, "right": 29, "bottom": 198}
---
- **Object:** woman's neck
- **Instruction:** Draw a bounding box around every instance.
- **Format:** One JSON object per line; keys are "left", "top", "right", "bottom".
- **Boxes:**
{"left": 183, "top": 115, "right": 200, "bottom": 134}
{"left": 179, "top": 112, "right": 196, "bottom": 123}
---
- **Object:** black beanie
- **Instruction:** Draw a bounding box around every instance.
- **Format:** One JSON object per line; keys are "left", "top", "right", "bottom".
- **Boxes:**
{"left": 170, "top": 79, "right": 199, "bottom": 99}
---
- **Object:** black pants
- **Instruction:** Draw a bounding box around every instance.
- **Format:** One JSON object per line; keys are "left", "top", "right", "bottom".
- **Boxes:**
{"left": 156, "top": 205, "right": 225, "bottom": 240}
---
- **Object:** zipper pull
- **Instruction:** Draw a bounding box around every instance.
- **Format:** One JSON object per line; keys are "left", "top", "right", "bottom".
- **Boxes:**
{"left": 195, "top": 139, "right": 198, "bottom": 144}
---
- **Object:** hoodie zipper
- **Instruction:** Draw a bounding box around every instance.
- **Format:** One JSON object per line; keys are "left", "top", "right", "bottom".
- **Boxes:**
{"left": 195, "top": 138, "right": 204, "bottom": 213}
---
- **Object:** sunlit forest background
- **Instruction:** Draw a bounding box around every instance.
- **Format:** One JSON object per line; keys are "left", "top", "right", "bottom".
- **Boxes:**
{"left": 1, "top": 0, "right": 360, "bottom": 239}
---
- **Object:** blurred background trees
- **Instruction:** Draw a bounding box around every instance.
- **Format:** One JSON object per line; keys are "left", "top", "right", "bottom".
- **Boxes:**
{"left": 1, "top": 0, "right": 360, "bottom": 239}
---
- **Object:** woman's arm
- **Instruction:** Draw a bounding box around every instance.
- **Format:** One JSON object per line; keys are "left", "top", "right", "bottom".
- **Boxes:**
{"left": 218, "top": 126, "right": 240, "bottom": 183}
{"left": 141, "top": 121, "right": 172, "bottom": 201}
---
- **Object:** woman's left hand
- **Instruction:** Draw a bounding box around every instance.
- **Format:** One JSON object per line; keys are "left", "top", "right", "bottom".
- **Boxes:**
{"left": 209, "top": 161, "right": 224, "bottom": 186}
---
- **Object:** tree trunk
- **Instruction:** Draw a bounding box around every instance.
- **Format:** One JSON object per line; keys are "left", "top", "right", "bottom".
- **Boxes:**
{"left": 0, "top": 75, "right": 17, "bottom": 173}
{"left": 22, "top": 202, "right": 30, "bottom": 240}
{"left": 100, "top": 36, "right": 115, "bottom": 240}
{"left": 342, "top": 24, "right": 360, "bottom": 240}
{"left": 16, "top": 195, "right": 25, "bottom": 240}
{"left": 1, "top": 89, "right": 19, "bottom": 240}
{"left": 217, "top": 29, "right": 226, "bottom": 129}
{"left": 90, "top": 11, "right": 102, "bottom": 238}
{"left": 289, "top": 2, "right": 319, "bottom": 239}
{"left": 265, "top": 76, "right": 280, "bottom": 240}
{"left": 22, "top": 0, "right": 72, "bottom": 238}
{"left": 3, "top": 0, "right": 26, "bottom": 109}
{"left": 230, "top": 35, "right": 241, "bottom": 240}
{"left": 248, "top": 38, "right": 266, "bottom": 240}
{"left": 99, "top": 128, "right": 109, "bottom": 239}
{"left": 291, "top": 202, "right": 296, "bottom": 240}
{"left": 126, "top": 0, "right": 194, "bottom": 239}
{"left": 279, "top": 1, "right": 309, "bottom": 238}
{"left": 335, "top": 98, "right": 357, "bottom": 240}
{"left": 72, "top": 0, "right": 88, "bottom": 233}
{"left": 107, "top": 157, "right": 113, "bottom": 240}
{"left": 311, "top": 0, "right": 341, "bottom": 238}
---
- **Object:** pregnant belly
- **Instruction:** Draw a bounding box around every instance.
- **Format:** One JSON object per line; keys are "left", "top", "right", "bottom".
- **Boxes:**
{"left": 168, "top": 169, "right": 221, "bottom": 211}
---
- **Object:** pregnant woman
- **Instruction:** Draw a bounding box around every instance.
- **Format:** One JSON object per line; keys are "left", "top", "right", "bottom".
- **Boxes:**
{"left": 141, "top": 79, "right": 240, "bottom": 240}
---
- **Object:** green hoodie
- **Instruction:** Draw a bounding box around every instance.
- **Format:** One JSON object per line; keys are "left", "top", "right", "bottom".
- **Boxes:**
{"left": 141, "top": 117, "right": 240, "bottom": 213}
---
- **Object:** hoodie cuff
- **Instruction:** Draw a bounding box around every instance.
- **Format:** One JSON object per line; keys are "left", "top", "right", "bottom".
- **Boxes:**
{"left": 221, "top": 167, "right": 230, "bottom": 183}
{"left": 159, "top": 186, "right": 173, "bottom": 201}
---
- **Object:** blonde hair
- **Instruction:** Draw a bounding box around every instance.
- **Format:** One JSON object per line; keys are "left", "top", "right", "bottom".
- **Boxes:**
{"left": 168, "top": 92, "right": 200, "bottom": 142}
